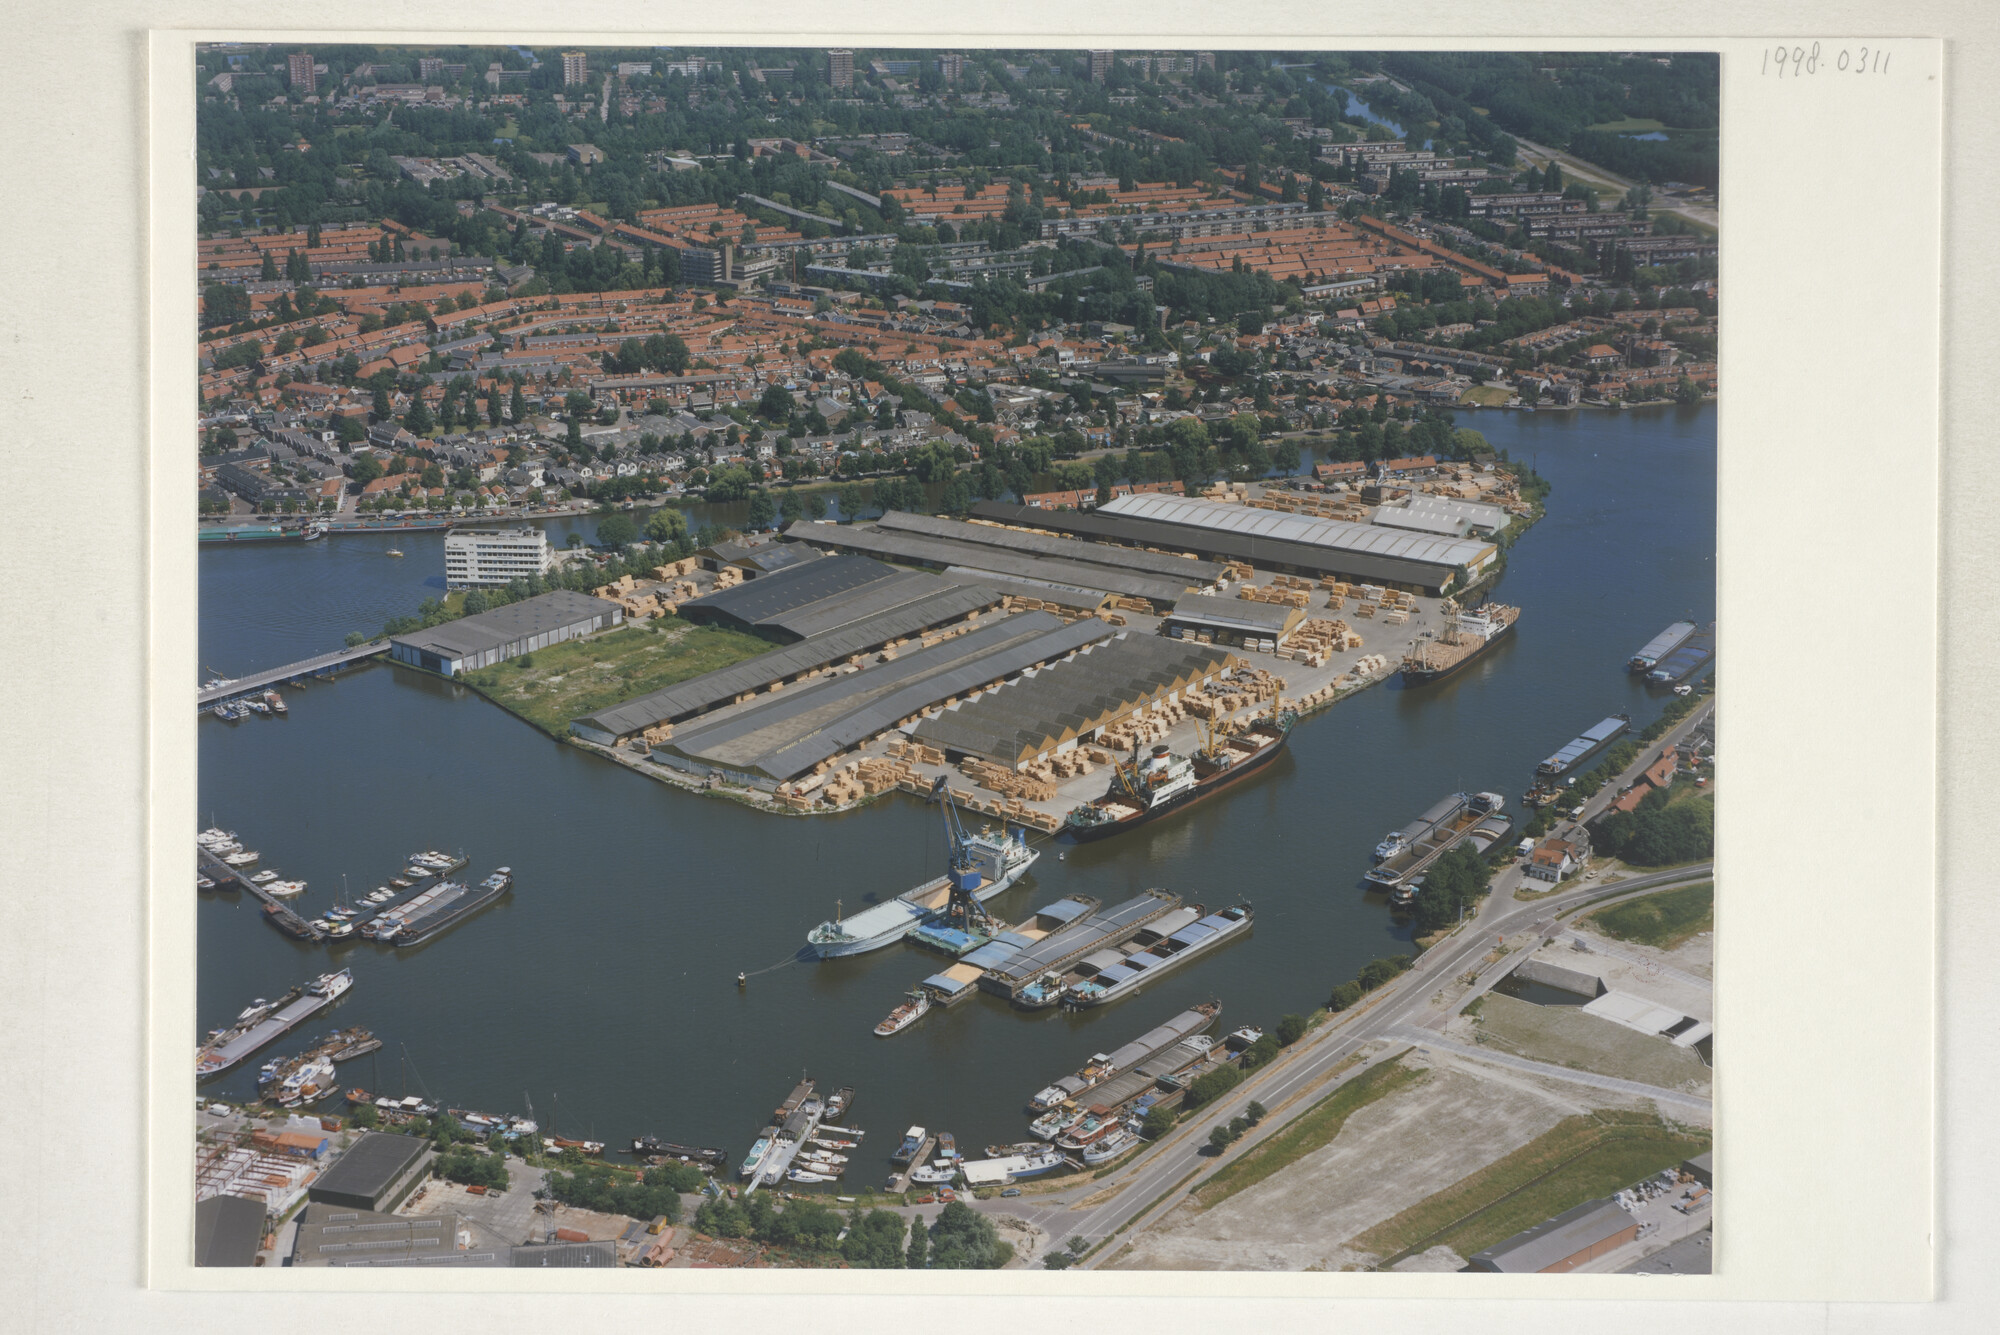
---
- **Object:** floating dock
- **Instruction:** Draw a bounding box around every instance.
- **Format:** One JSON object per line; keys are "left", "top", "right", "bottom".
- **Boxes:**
{"left": 974, "top": 890, "right": 1182, "bottom": 1008}
{"left": 199, "top": 845, "right": 325, "bottom": 941}
{"left": 1628, "top": 621, "right": 1697, "bottom": 673}
{"left": 197, "top": 970, "right": 352, "bottom": 1078}
{"left": 1028, "top": 1001, "right": 1220, "bottom": 1111}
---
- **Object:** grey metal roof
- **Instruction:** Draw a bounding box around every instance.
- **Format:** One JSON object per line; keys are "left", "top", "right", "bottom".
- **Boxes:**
{"left": 1099, "top": 492, "right": 1495, "bottom": 569}
{"left": 787, "top": 521, "right": 1201, "bottom": 605}
{"left": 967, "top": 502, "right": 1457, "bottom": 590}
{"left": 1039, "top": 898, "right": 1096, "bottom": 924}
{"left": 982, "top": 891, "right": 1180, "bottom": 986}
{"left": 308, "top": 1132, "right": 428, "bottom": 1200}
{"left": 194, "top": 1194, "right": 265, "bottom": 1267}
{"left": 873, "top": 509, "right": 1226, "bottom": 583}
{"left": 936, "top": 568, "right": 1107, "bottom": 611}
{"left": 573, "top": 583, "right": 1002, "bottom": 740}
{"left": 657, "top": 612, "right": 1117, "bottom": 782}
{"left": 910, "top": 633, "right": 1235, "bottom": 767}
{"left": 1167, "top": 592, "right": 1302, "bottom": 636}
{"left": 678, "top": 553, "right": 913, "bottom": 637}
{"left": 391, "top": 591, "right": 619, "bottom": 660}
{"left": 509, "top": 1241, "right": 619, "bottom": 1267}
{"left": 1469, "top": 1197, "right": 1635, "bottom": 1272}
{"left": 1369, "top": 506, "right": 1471, "bottom": 538}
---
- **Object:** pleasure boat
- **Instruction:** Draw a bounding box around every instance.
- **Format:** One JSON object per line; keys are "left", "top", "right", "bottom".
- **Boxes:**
{"left": 874, "top": 988, "right": 932, "bottom": 1037}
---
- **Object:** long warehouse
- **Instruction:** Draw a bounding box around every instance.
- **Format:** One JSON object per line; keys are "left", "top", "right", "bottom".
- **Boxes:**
{"left": 569, "top": 582, "right": 1003, "bottom": 745}
{"left": 910, "top": 632, "right": 1240, "bottom": 771}
{"left": 872, "top": 510, "right": 1228, "bottom": 585}
{"left": 968, "top": 500, "right": 1485, "bottom": 594}
{"left": 677, "top": 553, "right": 945, "bottom": 643}
{"left": 785, "top": 519, "right": 1213, "bottom": 610}
{"left": 650, "top": 611, "right": 1117, "bottom": 788}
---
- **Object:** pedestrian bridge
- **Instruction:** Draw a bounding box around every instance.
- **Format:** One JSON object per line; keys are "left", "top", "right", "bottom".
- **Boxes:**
{"left": 198, "top": 641, "right": 389, "bottom": 708}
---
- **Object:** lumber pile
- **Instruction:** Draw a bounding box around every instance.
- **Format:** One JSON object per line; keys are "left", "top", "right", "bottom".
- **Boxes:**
{"left": 1238, "top": 584, "right": 1311, "bottom": 609}
{"left": 960, "top": 758, "right": 1057, "bottom": 802}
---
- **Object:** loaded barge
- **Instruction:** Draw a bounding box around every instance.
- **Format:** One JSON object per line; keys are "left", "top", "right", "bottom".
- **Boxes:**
{"left": 1061, "top": 905, "right": 1252, "bottom": 1009}
{"left": 1366, "top": 792, "right": 1511, "bottom": 890}
{"left": 196, "top": 969, "right": 353, "bottom": 1079}
{"left": 362, "top": 867, "right": 513, "bottom": 946}
{"left": 1062, "top": 708, "right": 1298, "bottom": 844}
{"left": 1629, "top": 621, "right": 1698, "bottom": 674}
{"left": 1537, "top": 715, "right": 1631, "bottom": 777}
{"left": 973, "top": 890, "right": 1183, "bottom": 1009}
{"left": 808, "top": 781, "right": 1037, "bottom": 958}
{"left": 1646, "top": 628, "right": 1715, "bottom": 684}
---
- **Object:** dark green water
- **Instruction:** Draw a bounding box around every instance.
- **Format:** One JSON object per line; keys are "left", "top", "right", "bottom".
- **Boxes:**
{"left": 195, "top": 404, "right": 1714, "bottom": 1165}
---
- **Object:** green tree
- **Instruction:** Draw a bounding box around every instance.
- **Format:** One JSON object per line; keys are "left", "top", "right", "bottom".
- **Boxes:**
{"left": 595, "top": 513, "right": 638, "bottom": 548}
{"left": 904, "top": 1217, "right": 930, "bottom": 1268}
{"left": 1141, "top": 1106, "right": 1176, "bottom": 1139}
{"left": 837, "top": 482, "right": 866, "bottom": 520}
{"left": 510, "top": 384, "right": 528, "bottom": 423}
{"left": 1208, "top": 1125, "right": 1235, "bottom": 1152}
{"left": 840, "top": 1209, "right": 907, "bottom": 1268}
{"left": 644, "top": 507, "right": 692, "bottom": 552}
{"left": 1275, "top": 1013, "right": 1310, "bottom": 1046}
{"left": 928, "top": 1201, "right": 1004, "bottom": 1269}
{"left": 745, "top": 490, "right": 777, "bottom": 530}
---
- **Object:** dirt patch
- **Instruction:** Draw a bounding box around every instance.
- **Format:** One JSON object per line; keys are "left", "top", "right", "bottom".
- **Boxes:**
{"left": 1392, "top": 1245, "right": 1469, "bottom": 1272}
{"left": 1469, "top": 993, "right": 1711, "bottom": 1093}
{"left": 992, "top": 1213, "right": 1050, "bottom": 1268}
{"left": 1107, "top": 1054, "right": 1585, "bottom": 1271}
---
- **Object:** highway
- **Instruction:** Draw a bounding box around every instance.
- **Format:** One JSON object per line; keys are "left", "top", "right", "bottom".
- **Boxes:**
{"left": 974, "top": 697, "right": 1715, "bottom": 1267}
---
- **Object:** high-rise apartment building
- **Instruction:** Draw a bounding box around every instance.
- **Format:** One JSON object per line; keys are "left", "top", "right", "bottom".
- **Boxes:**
{"left": 417, "top": 57, "right": 444, "bottom": 81}
{"left": 444, "top": 527, "right": 554, "bottom": 588}
{"left": 939, "top": 53, "right": 966, "bottom": 83}
{"left": 828, "top": 49, "right": 854, "bottom": 89}
{"left": 1089, "top": 50, "right": 1114, "bottom": 83}
{"left": 287, "top": 52, "right": 315, "bottom": 93}
{"left": 562, "top": 50, "right": 589, "bottom": 86}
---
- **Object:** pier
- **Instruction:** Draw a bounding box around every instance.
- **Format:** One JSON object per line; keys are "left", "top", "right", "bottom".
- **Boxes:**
{"left": 199, "top": 846, "right": 326, "bottom": 942}
{"left": 199, "top": 641, "right": 389, "bottom": 709}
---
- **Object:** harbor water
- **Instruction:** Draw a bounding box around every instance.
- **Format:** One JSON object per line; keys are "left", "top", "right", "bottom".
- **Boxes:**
{"left": 195, "top": 404, "right": 1715, "bottom": 1162}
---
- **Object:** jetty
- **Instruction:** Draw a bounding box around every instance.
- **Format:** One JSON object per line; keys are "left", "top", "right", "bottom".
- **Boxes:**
{"left": 199, "top": 844, "right": 326, "bottom": 942}
{"left": 199, "top": 641, "right": 389, "bottom": 709}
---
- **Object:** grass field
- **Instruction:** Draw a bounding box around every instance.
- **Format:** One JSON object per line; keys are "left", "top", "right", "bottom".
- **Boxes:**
{"left": 1192, "top": 1060, "right": 1426, "bottom": 1212}
{"left": 1457, "top": 385, "right": 1512, "bottom": 408}
{"left": 463, "top": 617, "right": 773, "bottom": 736}
{"left": 1352, "top": 1111, "right": 1708, "bottom": 1264}
{"left": 1585, "top": 882, "right": 1714, "bottom": 950}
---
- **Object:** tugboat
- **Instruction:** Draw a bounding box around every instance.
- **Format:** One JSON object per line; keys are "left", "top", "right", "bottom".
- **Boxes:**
{"left": 1063, "top": 706, "right": 1298, "bottom": 844}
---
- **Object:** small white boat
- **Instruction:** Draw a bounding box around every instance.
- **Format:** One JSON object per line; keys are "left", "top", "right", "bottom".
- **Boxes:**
{"left": 328, "top": 921, "right": 355, "bottom": 938}
{"left": 197, "top": 827, "right": 236, "bottom": 847}
{"left": 195, "top": 875, "right": 215, "bottom": 890}
{"left": 223, "top": 850, "right": 260, "bottom": 867}
{"left": 908, "top": 1165, "right": 958, "bottom": 1185}
{"left": 250, "top": 870, "right": 279, "bottom": 885}
{"left": 386, "top": 548, "right": 404, "bottom": 558}
{"left": 788, "top": 1169, "right": 837, "bottom": 1184}
{"left": 266, "top": 879, "right": 307, "bottom": 897}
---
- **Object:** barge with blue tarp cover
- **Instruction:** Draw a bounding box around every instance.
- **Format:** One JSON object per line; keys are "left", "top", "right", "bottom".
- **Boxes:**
{"left": 1537, "top": 715, "right": 1631, "bottom": 776}
{"left": 977, "top": 890, "right": 1183, "bottom": 1008}
{"left": 1061, "top": 905, "right": 1253, "bottom": 1009}
{"left": 1646, "top": 628, "right": 1715, "bottom": 684}
{"left": 1628, "top": 621, "right": 1697, "bottom": 673}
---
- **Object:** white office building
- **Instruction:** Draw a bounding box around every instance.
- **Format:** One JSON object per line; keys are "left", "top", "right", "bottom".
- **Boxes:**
{"left": 445, "top": 526, "right": 552, "bottom": 588}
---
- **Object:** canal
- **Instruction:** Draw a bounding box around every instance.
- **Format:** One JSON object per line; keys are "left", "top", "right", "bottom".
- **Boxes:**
{"left": 195, "top": 403, "right": 1714, "bottom": 1169}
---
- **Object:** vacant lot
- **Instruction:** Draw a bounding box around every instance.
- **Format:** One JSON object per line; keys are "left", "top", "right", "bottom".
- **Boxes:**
{"left": 1457, "top": 385, "right": 1512, "bottom": 408}
{"left": 1587, "top": 882, "right": 1714, "bottom": 950}
{"left": 1108, "top": 1054, "right": 1596, "bottom": 1272}
{"left": 1352, "top": 1110, "right": 1709, "bottom": 1265}
{"left": 1194, "top": 1060, "right": 1424, "bottom": 1211}
{"left": 1468, "top": 993, "right": 1711, "bottom": 1093}
{"left": 463, "top": 618, "right": 772, "bottom": 735}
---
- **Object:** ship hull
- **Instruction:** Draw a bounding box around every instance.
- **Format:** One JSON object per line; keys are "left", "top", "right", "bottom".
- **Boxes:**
{"left": 1063, "top": 730, "right": 1291, "bottom": 844}
{"left": 1400, "top": 619, "right": 1516, "bottom": 687}
{"left": 809, "top": 853, "right": 1037, "bottom": 958}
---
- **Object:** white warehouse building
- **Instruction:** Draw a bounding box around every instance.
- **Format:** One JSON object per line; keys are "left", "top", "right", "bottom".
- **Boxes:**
{"left": 445, "top": 526, "right": 553, "bottom": 588}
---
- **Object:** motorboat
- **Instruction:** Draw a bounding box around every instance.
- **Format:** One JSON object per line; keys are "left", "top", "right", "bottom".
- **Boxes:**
{"left": 874, "top": 988, "right": 931, "bottom": 1037}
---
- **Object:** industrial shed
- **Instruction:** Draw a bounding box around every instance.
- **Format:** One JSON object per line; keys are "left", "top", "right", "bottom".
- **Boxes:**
{"left": 968, "top": 501, "right": 1464, "bottom": 594}
{"left": 785, "top": 519, "right": 1206, "bottom": 609}
{"left": 1396, "top": 492, "right": 1510, "bottom": 536}
{"left": 1163, "top": 592, "right": 1305, "bottom": 648}
{"left": 872, "top": 509, "right": 1227, "bottom": 585}
{"left": 1096, "top": 492, "right": 1498, "bottom": 584}
{"left": 910, "top": 633, "right": 1239, "bottom": 770}
{"left": 676, "top": 553, "right": 942, "bottom": 642}
{"left": 389, "top": 591, "right": 623, "bottom": 676}
{"left": 1467, "top": 1197, "right": 1639, "bottom": 1273}
{"left": 305, "top": 1132, "right": 431, "bottom": 1214}
{"left": 651, "top": 612, "right": 1117, "bottom": 787}
{"left": 569, "top": 583, "right": 1002, "bottom": 744}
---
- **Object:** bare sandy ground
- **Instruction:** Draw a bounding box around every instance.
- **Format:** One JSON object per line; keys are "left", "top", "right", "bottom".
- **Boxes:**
{"left": 1454, "top": 993, "right": 1712, "bottom": 1093}
{"left": 1107, "top": 1053, "right": 1615, "bottom": 1272}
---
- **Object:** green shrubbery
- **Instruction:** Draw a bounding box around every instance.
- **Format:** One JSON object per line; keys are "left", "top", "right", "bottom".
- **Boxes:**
{"left": 546, "top": 1160, "right": 703, "bottom": 1224}
{"left": 1329, "top": 953, "right": 1416, "bottom": 1010}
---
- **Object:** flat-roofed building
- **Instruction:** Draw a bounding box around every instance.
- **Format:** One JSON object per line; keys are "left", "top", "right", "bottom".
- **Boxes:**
{"left": 194, "top": 1194, "right": 266, "bottom": 1267}
{"left": 561, "top": 50, "right": 589, "bottom": 86}
{"left": 292, "top": 1202, "right": 463, "bottom": 1266}
{"left": 305, "top": 1132, "right": 431, "bottom": 1214}
{"left": 444, "top": 525, "right": 552, "bottom": 587}
{"left": 390, "top": 590, "right": 622, "bottom": 675}
{"left": 1162, "top": 592, "right": 1305, "bottom": 648}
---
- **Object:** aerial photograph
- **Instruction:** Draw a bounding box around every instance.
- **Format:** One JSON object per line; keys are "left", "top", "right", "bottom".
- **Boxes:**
{"left": 189, "top": 43, "right": 1718, "bottom": 1275}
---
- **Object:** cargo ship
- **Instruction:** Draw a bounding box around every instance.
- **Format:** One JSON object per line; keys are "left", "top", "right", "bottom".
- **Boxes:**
{"left": 372, "top": 867, "right": 512, "bottom": 947}
{"left": 1400, "top": 599, "right": 1520, "bottom": 686}
{"left": 1062, "top": 707, "right": 1298, "bottom": 844}
{"left": 631, "top": 1137, "right": 728, "bottom": 1170}
{"left": 1027, "top": 1001, "right": 1221, "bottom": 1112}
{"left": 1366, "top": 792, "right": 1510, "bottom": 889}
{"left": 196, "top": 970, "right": 353, "bottom": 1078}
{"left": 1060, "top": 906, "right": 1252, "bottom": 1009}
{"left": 808, "top": 781, "right": 1037, "bottom": 958}
{"left": 1536, "top": 715, "right": 1631, "bottom": 777}
{"left": 1628, "top": 620, "right": 1698, "bottom": 673}
{"left": 1646, "top": 628, "right": 1715, "bottom": 684}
